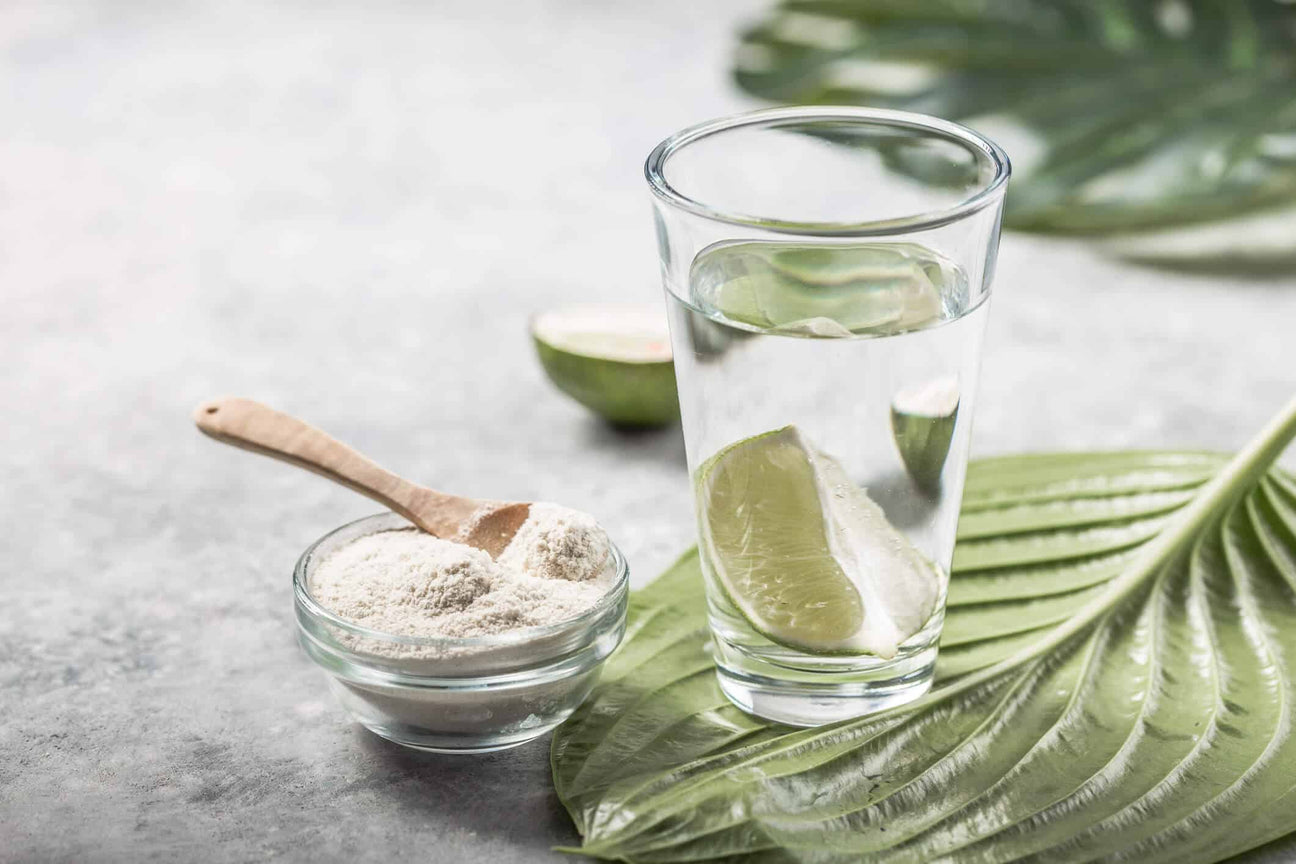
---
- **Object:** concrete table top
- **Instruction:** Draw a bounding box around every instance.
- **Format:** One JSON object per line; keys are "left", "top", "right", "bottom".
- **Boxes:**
{"left": 2, "top": 1, "right": 1293, "bottom": 861}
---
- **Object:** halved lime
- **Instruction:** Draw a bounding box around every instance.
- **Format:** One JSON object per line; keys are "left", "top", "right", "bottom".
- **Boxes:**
{"left": 891, "top": 376, "right": 960, "bottom": 492}
{"left": 697, "top": 426, "right": 942, "bottom": 658}
{"left": 532, "top": 305, "right": 679, "bottom": 427}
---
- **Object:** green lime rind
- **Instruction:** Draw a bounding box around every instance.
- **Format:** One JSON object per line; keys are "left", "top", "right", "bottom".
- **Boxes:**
{"left": 891, "top": 378, "right": 961, "bottom": 491}
{"left": 892, "top": 403, "right": 959, "bottom": 491}
{"left": 532, "top": 335, "right": 679, "bottom": 427}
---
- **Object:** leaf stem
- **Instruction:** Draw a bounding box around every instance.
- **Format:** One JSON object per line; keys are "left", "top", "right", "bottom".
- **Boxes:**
{"left": 919, "top": 394, "right": 1296, "bottom": 713}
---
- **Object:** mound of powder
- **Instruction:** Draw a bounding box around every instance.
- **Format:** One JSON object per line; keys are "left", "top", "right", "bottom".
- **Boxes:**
{"left": 497, "top": 502, "right": 610, "bottom": 583}
{"left": 309, "top": 504, "right": 613, "bottom": 642}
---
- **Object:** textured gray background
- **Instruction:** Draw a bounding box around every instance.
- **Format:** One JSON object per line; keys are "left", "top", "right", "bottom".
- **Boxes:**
{"left": 2, "top": 1, "right": 1294, "bottom": 862}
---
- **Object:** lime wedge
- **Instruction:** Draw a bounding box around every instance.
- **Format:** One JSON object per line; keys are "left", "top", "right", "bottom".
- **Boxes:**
{"left": 532, "top": 305, "right": 679, "bottom": 427}
{"left": 891, "top": 376, "right": 960, "bottom": 491}
{"left": 698, "top": 426, "right": 942, "bottom": 658}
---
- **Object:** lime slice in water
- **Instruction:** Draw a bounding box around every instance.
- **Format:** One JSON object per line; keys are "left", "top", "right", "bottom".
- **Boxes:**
{"left": 697, "top": 426, "right": 942, "bottom": 658}
{"left": 891, "top": 376, "right": 960, "bottom": 491}
{"left": 532, "top": 305, "right": 679, "bottom": 427}
{"left": 695, "top": 242, "right": 948, "bottom": 337}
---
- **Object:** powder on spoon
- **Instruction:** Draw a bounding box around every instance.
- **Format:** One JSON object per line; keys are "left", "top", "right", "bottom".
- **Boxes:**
{"left": 309, "top": 503, "right": 613, "bottom": 641}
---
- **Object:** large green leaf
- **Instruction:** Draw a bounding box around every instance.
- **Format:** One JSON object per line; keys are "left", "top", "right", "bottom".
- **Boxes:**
{"left": 731, "top": 0, "right": 1296, "bottom": 241}
{"left": 551, "top": 398, "right": 1296, "bottom": 862}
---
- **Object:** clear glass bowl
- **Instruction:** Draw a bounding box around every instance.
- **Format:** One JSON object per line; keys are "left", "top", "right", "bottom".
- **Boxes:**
{"left": 293, "top": 512, "right": 629, "bottom": 753}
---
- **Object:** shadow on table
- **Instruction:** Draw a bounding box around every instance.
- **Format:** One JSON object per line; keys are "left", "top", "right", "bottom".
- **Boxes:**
{"left": 863, "top": 467, "right": 945, "bottom": 532}
{"left": 578, "top": 416, "right": 687, "bottom": 468}
{"left": 354, "top": 731, "right": 586, "bottom": 859}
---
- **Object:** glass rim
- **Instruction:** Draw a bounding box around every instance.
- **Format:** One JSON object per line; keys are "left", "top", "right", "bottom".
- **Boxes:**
{"left": 644, "top": 106, "right": 1011, "bottom": 237}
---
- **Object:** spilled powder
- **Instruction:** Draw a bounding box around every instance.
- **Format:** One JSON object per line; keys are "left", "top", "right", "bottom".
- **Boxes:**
{"left": 309, "top": 503, "right": 612, "bottom": 641}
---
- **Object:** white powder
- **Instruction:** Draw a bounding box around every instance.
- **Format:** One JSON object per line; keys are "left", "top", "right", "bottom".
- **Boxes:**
{"left": 496, "top": 502, "right": 609, "bottom": 583}
{"left": 309, "top": 504, "right": 613, "bottom": 642}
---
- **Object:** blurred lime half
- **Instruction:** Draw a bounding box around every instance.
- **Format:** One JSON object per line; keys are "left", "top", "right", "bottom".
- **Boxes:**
{"left": 532, "top": 305, "right": 679, "bottom": 427}
{"left": 698, "top": 426, "right": 942, "bottom": 658}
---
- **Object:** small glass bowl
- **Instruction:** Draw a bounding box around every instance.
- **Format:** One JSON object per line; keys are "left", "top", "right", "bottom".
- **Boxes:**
{"left": 293, "top": 512, "right": 629, "bottom": 753}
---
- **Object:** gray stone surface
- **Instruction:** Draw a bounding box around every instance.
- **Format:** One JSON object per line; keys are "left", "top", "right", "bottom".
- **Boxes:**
{"left": 2, "top": 1, "right": 1294, "bottom": 862}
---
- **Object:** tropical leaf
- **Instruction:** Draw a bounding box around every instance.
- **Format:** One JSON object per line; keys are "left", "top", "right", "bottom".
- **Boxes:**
{"left": 551, "top": 398, "right": 1296, "bottom": 862}
{"left": 731, "top": 0, "right": 1296, "bottom": 241}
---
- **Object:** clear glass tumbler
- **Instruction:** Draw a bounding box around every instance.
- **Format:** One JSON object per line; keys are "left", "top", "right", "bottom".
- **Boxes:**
{"left": 645, "top": 107, "right": 1009, "bottom": 726}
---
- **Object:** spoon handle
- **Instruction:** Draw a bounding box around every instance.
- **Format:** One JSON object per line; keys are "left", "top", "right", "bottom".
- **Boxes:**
{"left": 192, "top": 397, "right": 476, "bottom": 537}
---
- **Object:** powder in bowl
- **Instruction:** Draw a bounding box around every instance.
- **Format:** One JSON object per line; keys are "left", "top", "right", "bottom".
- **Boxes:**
{"left": 294, "top": 510, "right": 629, "bottom": 753}
{"left": 496, "top": 502, "right": 610, "bottom": 583}
{"left": 308, "top": 503, "right": 614, "bottom": 642}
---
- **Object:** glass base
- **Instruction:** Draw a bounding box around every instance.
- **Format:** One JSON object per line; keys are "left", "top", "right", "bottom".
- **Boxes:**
{"left": 324, "top": 676, "right": 578, "bottom": 754}
{"left": 711, "top": 636, "right": 937, "bottom": 726}
{"left": 356, "top": 719, "right": 543, "bottom": 754}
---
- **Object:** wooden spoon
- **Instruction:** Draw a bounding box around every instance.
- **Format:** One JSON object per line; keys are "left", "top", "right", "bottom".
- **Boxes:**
{"left": 193, "top": 397, "right": 531, "bottom": 558}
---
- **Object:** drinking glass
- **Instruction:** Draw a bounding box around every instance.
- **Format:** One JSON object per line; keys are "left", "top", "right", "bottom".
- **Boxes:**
{"left": 645, "top": 107, "right": 1009, "bottom": 725}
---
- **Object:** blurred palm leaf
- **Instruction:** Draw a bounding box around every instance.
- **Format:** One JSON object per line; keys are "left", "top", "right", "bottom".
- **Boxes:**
{"left": 733, "top": 0, "right": 1296, "bottom": 238}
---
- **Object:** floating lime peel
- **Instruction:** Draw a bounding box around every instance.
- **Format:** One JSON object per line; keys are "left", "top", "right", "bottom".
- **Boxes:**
{"left": 692, "top": 241, "right": 951, "bottom": 337}
{"left": 532, "top": 305, "right": 680, "bottom": 427}
{"left": 891, "top": 376, "right": 960, "bottom": 491}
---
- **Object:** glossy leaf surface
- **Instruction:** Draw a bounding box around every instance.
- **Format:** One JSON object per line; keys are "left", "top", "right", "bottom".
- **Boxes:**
{"left": 552, "top": 402, "right": 1296, "bottom": 862}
